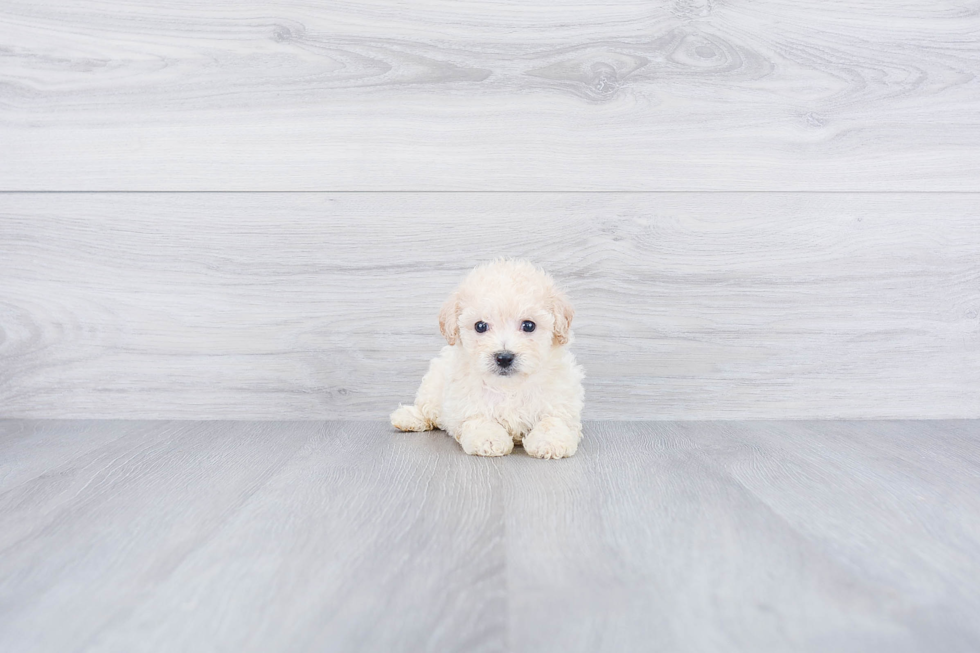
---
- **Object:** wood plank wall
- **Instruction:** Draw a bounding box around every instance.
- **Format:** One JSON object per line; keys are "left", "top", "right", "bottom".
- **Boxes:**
{"left": 1, "top": 1, "right": 978, "bottom": 418}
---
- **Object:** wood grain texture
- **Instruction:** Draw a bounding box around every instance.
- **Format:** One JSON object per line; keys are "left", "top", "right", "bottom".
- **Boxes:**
{"left": 1, "top": 419, "right": 978, "bottom": 652}
{"left": 2, "top": 1, "right": 979, "bottom": 190}
{"left": 0, "top": 420, "right": 504, "bottom": 653}
{"left": 1, "top": 192, "right": 978, "bottom": 420}
{"left": 505, "top": 420, "right": 980, "bottom": 652}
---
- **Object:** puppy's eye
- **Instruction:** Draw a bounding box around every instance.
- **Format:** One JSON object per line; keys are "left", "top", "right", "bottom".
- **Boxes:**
{"left": 475, "top": 321, "right": 488, "bottom": 333}
{"left": 521, "top": 320, "right": 536, "bottom": 333}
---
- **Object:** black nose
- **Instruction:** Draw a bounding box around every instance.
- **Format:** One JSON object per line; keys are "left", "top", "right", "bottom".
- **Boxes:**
{"left": 494, "top": 351, "right": 515, "bottom": 368}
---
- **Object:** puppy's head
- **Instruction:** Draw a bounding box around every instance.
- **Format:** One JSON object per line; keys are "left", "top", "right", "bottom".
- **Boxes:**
{"left": 439, "top": 260, "right": 574, "bottom": 380}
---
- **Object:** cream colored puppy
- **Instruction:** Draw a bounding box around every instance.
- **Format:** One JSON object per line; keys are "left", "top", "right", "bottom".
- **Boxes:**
{"left": 390, "top": 260, "right": 584, "bottom": 459}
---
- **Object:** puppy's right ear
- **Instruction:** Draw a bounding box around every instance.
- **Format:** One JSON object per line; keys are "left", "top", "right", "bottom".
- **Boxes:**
{"left": 438, "top": 293, "right": 461, "bottom": 345}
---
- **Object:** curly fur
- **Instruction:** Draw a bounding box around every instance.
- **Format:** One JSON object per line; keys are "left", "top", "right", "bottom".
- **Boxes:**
{"left": 391, "top": 260, "right": 585, "bottom": 458}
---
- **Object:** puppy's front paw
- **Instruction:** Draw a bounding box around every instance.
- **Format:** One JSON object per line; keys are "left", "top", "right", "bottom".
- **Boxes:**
{"left": 391, "top": 405, "right": 432, "bottom": 432}
{"left": 457, "top": 420, "right": 514, "bottom": 457}
{"left": 523, "top": 417, "right": 579, "bottom": 459}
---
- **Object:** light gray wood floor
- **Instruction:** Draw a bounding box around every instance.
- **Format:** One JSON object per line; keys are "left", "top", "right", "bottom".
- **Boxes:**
{"left": 1, "top": 420, "right": 978, "bottom": 652}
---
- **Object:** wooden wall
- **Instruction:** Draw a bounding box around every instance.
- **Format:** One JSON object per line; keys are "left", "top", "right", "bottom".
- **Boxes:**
{"left": 1, "top": 1, "right": 978, "bottom": 419}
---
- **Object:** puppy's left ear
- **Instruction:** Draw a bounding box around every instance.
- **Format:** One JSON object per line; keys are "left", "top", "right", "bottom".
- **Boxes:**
{"left": 551, "top": 289, "right": 574, "bottom": 346}
{"left": 439, "top": 293, "right": 461, "bottom": 345}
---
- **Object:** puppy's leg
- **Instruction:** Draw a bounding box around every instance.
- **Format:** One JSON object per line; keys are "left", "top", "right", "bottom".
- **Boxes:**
{"left": 523, "top": 416, "right": 581, "bottom": 459}
{"left": 455, "top": 418, "right": 514, "bottom": 457}
{"left": 390, "top": 351, "right": 448, "bottom": 432}
{"left": 390, "top": 404, "right": 433, "bottom": 432}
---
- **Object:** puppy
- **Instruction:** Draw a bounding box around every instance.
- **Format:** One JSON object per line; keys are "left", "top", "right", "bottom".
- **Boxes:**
{"left": 391, "top": 260, "right": 584, "bottom": 458}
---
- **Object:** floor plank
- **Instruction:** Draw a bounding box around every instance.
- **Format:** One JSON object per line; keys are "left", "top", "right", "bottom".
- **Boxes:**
{"left": 0, "top": 421, "right": 312, "bottom": 650}
{"left": 0, "top": 421, "right": 504, "bottom": 653}
{"left": 0, "top": 420, "right": 978, "bottom": 652}
{"left": 504, "top": 421, "right": 980, "bottom": 652}
{"left": 2, "top": 193, "right": 978, "bottom": 420}
{"left": 3, "top": 1, "right": 979, "bottom": 190}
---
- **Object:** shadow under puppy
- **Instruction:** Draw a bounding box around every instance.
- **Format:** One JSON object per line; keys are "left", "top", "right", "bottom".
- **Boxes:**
{"left": 391, "top": 260, "right": 584, "bottom": 458}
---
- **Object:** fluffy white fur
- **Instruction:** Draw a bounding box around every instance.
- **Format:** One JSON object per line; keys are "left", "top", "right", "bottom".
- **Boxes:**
{"left": 391, "top": 260, "right": 584, "bottom": 459}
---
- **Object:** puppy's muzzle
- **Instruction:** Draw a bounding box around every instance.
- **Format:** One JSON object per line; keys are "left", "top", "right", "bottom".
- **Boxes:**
{"left": 494, "top": 350, "right": 516, "bottom": 374}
